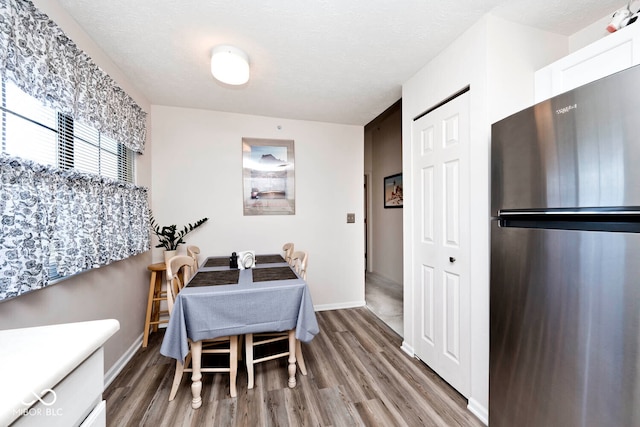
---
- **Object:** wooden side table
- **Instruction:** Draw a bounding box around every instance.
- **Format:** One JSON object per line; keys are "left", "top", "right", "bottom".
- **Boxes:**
{"left": 143, "top": 262, "right": 169, "bottom": 347}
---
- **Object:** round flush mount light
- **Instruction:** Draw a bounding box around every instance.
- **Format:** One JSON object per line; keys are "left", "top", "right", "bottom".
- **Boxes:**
{"left": 210, "top": 45, "right": 250, "bottom": 85}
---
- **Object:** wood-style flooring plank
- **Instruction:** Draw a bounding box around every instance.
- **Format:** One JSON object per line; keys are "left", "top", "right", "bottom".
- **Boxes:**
{"left": 265, "top": 389, "right": 288, "bottom": 427}
{"left": 104, "top": 307, "right": 483, "bottom": 426}
{"left": 283, "top": 386, "right": 322, "bottom": 426}
{"left": 354, "top": 398, "right": 409, "bottom": 427}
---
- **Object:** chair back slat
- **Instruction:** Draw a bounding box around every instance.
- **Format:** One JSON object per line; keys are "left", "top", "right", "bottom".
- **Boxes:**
{"left": 291, "top": 250, "right": 308, "bottom": 280}
{"left": 282, "top": 242, "right": 294, "bottom": 266}
{"left": 187, "top": 245, "right": 200, "bottom": 271}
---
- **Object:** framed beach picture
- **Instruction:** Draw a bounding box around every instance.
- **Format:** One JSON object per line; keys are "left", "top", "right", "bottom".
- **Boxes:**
{"left": 242, "top": 138, "right": 295, "bottom": 215}
{"left": 384, "top": 173, "right": 403, "bottom": 208}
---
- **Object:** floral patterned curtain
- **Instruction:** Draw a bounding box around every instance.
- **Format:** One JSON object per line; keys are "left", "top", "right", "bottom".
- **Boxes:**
{"left": 0, "top": 0, "right": 147, "bottom": 153}
{"left": 0, "top": 155, "right": 150, "bottom": 300}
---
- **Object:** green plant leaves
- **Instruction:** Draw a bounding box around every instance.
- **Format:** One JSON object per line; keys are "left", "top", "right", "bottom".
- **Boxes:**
{"left": 149, "top": 212, "right": 209, "bottom": 250}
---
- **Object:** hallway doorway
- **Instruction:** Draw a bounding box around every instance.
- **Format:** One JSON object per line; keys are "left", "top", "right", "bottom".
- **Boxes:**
{"left": 363, "top": 99, "right": 403, "bottom": 337}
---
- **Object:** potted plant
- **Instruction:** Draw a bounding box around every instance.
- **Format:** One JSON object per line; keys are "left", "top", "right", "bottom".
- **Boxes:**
{"left": 149, "top": 213, "right": 209, "bottom": 262}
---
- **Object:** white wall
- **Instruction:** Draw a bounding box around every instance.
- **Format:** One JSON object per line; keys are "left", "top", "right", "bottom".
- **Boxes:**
{"left": 486, "top": 17, "right": 568, "bottom": 123}
{"left": 569, "top": 4, "right": 628, "bottom": 52}
{"left": 150, "top": 106, "right": 365, "bottom": 309}
{"left": 402, "top": 14, "right": 567, "bottom": 423}
{"left": 0, "top": 0, "right": 153, "bottom": 377}
{"left": 528, "top": 4, "right": 627, "bottom": 71}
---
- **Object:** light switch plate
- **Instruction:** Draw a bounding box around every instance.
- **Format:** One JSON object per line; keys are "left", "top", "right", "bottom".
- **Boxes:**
{"left": 347, "top": 213, "right": 355, "bottom": 223}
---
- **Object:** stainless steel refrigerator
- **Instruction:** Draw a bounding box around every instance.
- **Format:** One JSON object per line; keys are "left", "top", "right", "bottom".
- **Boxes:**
{"left": 490, "top": 64, "right": 640, "bottom": 426}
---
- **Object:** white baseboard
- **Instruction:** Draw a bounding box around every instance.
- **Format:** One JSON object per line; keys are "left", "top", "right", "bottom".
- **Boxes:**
{"left": 104, "top": 333, "right": 143, "bottom": 389}
{"left": 467, "top": 398, "right": 489, "bottom": 426}
{"left": 314, "top": 300, "right": 366, "bottom": 311}
{"left": 400, "top": 341, "right": 414, "bottom": 357}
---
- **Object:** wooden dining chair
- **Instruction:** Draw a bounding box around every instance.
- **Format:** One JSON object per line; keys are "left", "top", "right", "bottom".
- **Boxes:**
{"left": 165, "top": 255, "right": 239, "bottom": 399}
{"left": 282, "top": 242, "right": 294, "bottom": 266}
{"left": 187, "top": 245, "right": 200, "bottom": 271}
{"left": 245, "top": 250, "right": 308, "bottom": 389}
{"left": 291, "top": 250, "right": 308, "bottom": 280}
{"left": 165, "top": 255, "right": 193, "bottom": 313}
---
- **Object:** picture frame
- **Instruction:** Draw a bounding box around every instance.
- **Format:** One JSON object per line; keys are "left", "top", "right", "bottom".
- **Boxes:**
{"left": 384, "top": 173, "right": 403, "bottom": 208}
{"left": 242, "top": 137, "right": 295, "bottom": 215}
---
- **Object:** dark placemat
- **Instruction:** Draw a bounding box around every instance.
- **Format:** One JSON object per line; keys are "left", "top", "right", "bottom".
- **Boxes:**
{"left": 256, "top": 254, "right": 285, "bottom": 264}
{"left": 204, "top": 257, "right": 230, "bottom": 268}
{"left": 187, "top": 270, "right": 239, "bottom": 287}
{"left": 252, "top": 266, "right": 298, "bottom": 282}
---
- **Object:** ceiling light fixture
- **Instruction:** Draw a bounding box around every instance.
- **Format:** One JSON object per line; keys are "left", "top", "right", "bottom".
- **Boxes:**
{"left": 210, "top": 45, "right": 250, "bottom": 85}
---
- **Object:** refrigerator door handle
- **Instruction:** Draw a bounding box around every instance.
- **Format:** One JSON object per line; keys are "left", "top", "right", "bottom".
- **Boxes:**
{"left": 496, "top": 208, "right": 640, "bottom": 233}
{"left": 498, "top": 208, "right": 640, "bottom": 217}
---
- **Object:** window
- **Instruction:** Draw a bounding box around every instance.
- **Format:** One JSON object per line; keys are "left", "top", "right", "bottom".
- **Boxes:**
{"left": 1, "top": 79, "right": 135, "bottom": 183}
{"left": 0, "top": 79, "right": 137, "bottom": 284}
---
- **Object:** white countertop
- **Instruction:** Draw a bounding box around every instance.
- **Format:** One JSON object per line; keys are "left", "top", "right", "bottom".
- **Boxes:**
{"left": 0, "top": 319, "right": 120, "bottom": 426}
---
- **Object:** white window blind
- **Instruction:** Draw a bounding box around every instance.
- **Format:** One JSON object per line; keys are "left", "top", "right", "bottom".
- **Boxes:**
{"left": 1, "top": 79, "right": 135, "bottom": 182}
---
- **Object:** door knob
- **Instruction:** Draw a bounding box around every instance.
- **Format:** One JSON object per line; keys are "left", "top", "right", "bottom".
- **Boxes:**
{"left": 449, "top": 257, "right": 456, "bottom": 263}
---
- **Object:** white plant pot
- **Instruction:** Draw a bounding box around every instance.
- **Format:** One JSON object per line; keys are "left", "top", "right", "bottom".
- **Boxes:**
{"left": 164, "top": 250, "right": 177, "bottom": 264}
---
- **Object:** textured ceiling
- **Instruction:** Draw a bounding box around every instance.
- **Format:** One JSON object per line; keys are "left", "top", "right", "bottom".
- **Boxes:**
{"left": 55, "top": 0, "right": 625, "bottom": 125}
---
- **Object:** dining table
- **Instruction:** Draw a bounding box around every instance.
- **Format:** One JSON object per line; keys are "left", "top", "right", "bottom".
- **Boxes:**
{"left": 159, "top": 253, "right": 319, "bottom": 408}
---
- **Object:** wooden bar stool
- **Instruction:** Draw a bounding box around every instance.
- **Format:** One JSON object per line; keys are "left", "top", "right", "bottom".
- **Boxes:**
{"left": 143, "top": 262, "right": 169, "bottom": 347}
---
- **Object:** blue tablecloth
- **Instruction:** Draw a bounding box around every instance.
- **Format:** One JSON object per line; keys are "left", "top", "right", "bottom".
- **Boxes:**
{"left": 160, "top": 259, "right": 319, "bottom": 363}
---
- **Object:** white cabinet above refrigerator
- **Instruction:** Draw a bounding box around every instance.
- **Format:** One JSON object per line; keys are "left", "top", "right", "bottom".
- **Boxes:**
{"left": 535, "top": 22, "right": 640, "bottom": 103}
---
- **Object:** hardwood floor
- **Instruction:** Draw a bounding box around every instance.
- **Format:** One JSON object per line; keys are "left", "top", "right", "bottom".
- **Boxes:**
{"left": 105, "top": 308, "right": 482, "bottom": 426}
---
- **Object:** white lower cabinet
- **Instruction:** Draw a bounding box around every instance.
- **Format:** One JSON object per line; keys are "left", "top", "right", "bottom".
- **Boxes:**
{"left": 0, "top": 319, "right": 119, "bottom": 427}
{"left": 80, "top": 401, "right": 106, "bottom": 427}
{"left": 13, "top": 350, "right": 104, "bottom": 427}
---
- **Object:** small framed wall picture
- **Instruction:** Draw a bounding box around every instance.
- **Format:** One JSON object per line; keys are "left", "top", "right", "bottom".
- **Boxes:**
{"left": 384, "top": 173, "right": 403, "bottom": 208}
{"left": 242, "top": 137, "right": 295, "bottom": 215}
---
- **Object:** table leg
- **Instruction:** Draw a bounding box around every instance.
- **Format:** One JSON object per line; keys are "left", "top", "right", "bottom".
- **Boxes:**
{"left": 230, "top": 336, "right": 238, "bottom": 397}
{"left": 287, "top": 329, "right": 297, "bottom": 388}
{"left": 246, "top": 333, "right": 255, "bottom": 389}
{"left": 190, "top": 340, "right": 203, "bottom": 409}
{"left": 142, "top": 271, "right": 157, "bottom": 348}
{"left": 296, "top": 339, "right": 307, "bottom": 375}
